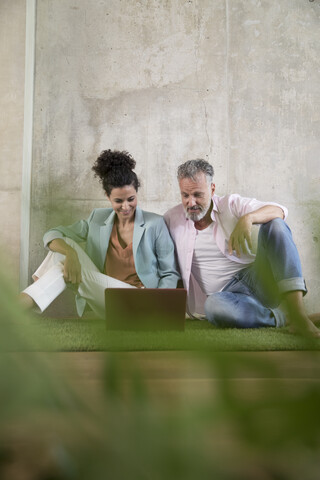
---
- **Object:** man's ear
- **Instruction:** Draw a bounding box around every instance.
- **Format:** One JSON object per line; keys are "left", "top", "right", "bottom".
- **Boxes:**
{"left": 211, "top": 183, "right": 215, "bottom": 196}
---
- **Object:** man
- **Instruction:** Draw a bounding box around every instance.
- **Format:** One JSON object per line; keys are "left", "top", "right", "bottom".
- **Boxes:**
{"left": 164, "top": 159, "right": 320, "bottom": 338}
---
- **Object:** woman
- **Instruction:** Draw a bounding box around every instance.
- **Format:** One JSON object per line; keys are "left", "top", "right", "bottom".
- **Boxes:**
{"left": 20, "top": 150, "right": 180, "bottom": 318}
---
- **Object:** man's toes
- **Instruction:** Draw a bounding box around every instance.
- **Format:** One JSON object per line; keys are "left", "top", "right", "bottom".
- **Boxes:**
{"left": 309, "top": 313, "right": 320, "bottom": 326}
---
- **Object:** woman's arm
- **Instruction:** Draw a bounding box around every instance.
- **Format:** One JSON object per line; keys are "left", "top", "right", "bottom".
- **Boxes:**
{"left": 155, "top": 219, "right": 181, "bottom": 288}
{"left": 48, "top": 238, "right": 82, "bottom": 284}
{"left": 43, "top": 211, "right": 96, "bottom": 283}
{"left": 43, "top": 211, "right": 95, "bottom": 249}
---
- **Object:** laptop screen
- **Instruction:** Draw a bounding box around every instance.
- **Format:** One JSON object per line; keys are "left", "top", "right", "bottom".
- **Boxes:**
{"left": 105, "top": 288, "right": 187, "bottom": 331}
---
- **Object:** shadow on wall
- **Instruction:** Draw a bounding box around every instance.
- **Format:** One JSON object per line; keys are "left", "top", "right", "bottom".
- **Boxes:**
{"left": 2, "top": 267, "right": 320, "bottom": 479}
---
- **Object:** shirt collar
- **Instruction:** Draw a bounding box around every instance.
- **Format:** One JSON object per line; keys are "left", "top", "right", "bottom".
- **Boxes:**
{"left": 210, "top": 196, "right": 218, "bottom": 221}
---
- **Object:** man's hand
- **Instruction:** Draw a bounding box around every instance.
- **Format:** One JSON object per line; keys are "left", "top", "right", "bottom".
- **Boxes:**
{"left": 228, "top": 214, "right": 253, "bottom": 257}
{"left": 228, "top": 205, "right": 285, "bottom": 257}
{"left": 63, "top": 247, "right": 82, "bottom": 284}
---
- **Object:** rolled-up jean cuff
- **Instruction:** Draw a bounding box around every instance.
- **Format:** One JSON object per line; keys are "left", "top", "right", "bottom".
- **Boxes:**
{"left": 270, "top": 307, "right": 287, "bottom": 328}
{"left": 278, "top": 277, "right": 307, "bottom": 296}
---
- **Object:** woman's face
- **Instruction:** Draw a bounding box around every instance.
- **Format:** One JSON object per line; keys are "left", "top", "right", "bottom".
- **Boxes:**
{"left": 107, "top": 184, "right": 138, "bottom": 221}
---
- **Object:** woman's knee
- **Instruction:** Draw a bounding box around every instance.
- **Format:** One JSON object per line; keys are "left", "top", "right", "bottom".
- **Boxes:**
{"left": 64, "top": 238, "right": 99, "bottom": 272}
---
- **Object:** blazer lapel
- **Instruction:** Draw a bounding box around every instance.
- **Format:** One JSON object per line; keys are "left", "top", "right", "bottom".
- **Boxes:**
{"left": 133, "top": 207, "right": 145, "bottom": 259}
{"left": 99, "top": 211, "right": 116, "bottom": 270}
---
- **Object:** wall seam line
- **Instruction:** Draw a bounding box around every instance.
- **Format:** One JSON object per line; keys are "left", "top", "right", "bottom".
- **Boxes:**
{"left": 225, "top": 0, "right": 230, "bottom": 193}
{"left": 20, "top": 0, "right": 36, "bottom": 289}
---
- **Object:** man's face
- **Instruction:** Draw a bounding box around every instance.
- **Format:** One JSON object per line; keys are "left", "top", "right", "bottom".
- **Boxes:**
{"left": 179, "top": 172, "right": 215, "bottom": 222}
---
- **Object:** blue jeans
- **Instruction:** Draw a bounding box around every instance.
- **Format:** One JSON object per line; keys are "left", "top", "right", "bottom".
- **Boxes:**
{"left": 204, "top": 218, "right": 307, "bottom": 328}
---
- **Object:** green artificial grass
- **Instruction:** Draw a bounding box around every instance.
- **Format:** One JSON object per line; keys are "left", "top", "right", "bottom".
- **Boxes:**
{"left": 29, "top": 316, "right": 320, "bottom": 352}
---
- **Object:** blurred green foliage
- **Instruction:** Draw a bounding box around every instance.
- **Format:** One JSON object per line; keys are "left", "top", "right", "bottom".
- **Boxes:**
{"left": 1, "top": 270, "right": 320, "bottom": 480}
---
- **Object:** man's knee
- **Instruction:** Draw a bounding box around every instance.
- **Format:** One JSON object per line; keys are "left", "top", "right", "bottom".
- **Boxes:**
{"left": 204, "top": 293, "right": 232, "bottom": 327}
{"left": 260, "top": 218, "right": 290, "bottom": 236}
{"left": 259, "top": 218, "right": 293, "bottom": 251}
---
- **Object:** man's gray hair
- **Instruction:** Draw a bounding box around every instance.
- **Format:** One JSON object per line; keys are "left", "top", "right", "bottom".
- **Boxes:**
{"left": 177, "top": 159, "right": 214, "bottom": 184}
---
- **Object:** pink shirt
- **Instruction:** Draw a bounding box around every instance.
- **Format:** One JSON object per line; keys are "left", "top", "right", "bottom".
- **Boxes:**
{"left": 164, "top": 194, "right": 288, "bottom": 316}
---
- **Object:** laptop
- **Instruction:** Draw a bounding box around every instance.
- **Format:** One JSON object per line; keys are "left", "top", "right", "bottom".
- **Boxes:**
{"left": 105, "top": 288, "right": 187, "bottom": 331}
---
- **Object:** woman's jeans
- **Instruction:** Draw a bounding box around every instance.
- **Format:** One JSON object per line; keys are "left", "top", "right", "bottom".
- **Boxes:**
{"left": 204, "top": 218, "right": 307, "bottom": 328}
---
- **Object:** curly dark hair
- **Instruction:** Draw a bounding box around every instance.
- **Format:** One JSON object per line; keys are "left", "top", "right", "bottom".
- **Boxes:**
{"left": 92, "top": 149, "right": 140, "bottom": 196}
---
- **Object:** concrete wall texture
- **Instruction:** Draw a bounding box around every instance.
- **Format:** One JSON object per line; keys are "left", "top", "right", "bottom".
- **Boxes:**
{"left": 1, "top": 0, "right": 320, "bottom": 310}
{"left": 0, "top": 0, "right": 25, "bottom": 284}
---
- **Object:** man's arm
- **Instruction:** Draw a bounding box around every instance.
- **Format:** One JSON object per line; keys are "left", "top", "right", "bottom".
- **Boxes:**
{"left": 48, "top": 238, "right": 82, "bottom": 284}
{"left": 228, "top": 205, "right": 284, "bottom": 257}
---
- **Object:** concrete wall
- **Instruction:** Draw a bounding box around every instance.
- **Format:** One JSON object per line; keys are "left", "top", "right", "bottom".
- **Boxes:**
{"left": 3, "top": 0, "right": 320, "bottom": 310}
{"left": 0, "top": 0, "right": 26, "bottom": 285}
{"left": 30, "top": 0, "right": 228, "bottom": 248}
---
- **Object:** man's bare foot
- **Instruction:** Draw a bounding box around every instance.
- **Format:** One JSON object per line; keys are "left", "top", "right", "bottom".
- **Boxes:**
{"left": 308, "top": 313, "right": 320, "bottom": 326}
{"left": 283, "top": 292, "right": 320, "bottom": 339}
{"left": 18, "top": 293, "right": 35, "bottom": 310}
{"left": 287, "top": 314, "right": 320, "bottom": 339}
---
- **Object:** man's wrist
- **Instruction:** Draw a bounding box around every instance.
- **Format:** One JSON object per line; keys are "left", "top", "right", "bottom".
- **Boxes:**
{"left": 242, "top": 212, "right": 253, "bottom": 225}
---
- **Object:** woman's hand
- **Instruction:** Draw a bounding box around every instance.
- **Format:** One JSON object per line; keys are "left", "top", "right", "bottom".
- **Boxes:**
{"left": 63, "top": 247, "right": 82, "bottom": 284}
{"left": 48, "top": 238, "right": 82, "bottom": 285}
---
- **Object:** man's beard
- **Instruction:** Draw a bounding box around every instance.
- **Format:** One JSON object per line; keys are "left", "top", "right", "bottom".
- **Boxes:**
{"left": 185, "top": 201, "right": 211, "bottom": 222}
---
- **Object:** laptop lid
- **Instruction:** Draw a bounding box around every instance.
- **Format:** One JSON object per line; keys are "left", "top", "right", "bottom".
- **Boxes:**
{"left": 105, "top": 288, "right": 187, "bottom": 331}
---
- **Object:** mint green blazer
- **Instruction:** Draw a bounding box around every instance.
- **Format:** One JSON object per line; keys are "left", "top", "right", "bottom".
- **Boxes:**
{"left": 43, "top": 207, "right": 180, "bottom": 314}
